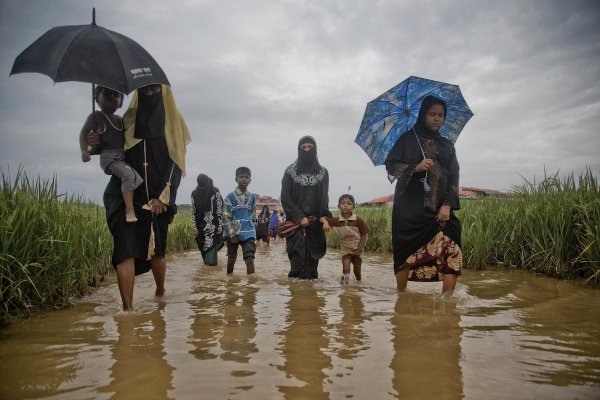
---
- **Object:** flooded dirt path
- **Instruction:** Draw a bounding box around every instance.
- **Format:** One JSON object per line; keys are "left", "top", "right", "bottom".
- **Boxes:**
{"left": 1, "top": 240, "right": 599, "bottom": 399}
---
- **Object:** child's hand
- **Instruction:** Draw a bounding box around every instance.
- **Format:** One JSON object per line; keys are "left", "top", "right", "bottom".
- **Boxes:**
{"left": 300, "top": 217, "right": 310, "bottom": 227}
{"left": 193, "top": 228, "right": 198, "bottom": 236}
{"left": 322, "top": 219, "right": 330, "bottom": 232}
{"left": 81, "top": 151, "right": 91, "bottom": 162}
{"left": 86, "top": 130, "right": 101, "bottom": 147}
{"left": 217, "top": 226, "right": 223, "bottom": 234}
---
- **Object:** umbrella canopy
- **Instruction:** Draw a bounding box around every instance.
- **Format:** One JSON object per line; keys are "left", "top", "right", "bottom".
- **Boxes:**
{"left": 355, "top": 76, "right": 473, "bottom": 166}
{"left": 10, "top": 21, "right": 169, "bottom": 94}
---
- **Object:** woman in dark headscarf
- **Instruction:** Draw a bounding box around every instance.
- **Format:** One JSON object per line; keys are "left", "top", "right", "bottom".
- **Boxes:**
{"left": 191, "top": 173, "right": 224, "bottom": 265}
{"left": 384, "top": 96, "right": 462, "bottom": 294}
{"left": 280, "top": 136, "right": 332, "bottom": 279}
{"left": 99, "top": 84, "right": 190, "bottom": 309}
{"left": 256, "top": 205, "right": 271, "bottom": 245}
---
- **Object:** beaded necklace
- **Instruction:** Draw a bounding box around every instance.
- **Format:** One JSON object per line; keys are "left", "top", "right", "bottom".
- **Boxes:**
{"left": 101, "top": 112, "right": 124, "bottom": 131}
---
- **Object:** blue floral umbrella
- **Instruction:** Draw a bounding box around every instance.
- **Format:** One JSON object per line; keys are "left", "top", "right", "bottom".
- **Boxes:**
{"left": 355, "top": 76, "right": 473, "bottom": 166}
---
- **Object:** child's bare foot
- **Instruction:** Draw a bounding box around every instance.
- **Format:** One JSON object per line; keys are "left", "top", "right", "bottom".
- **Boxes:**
{"left": 155, "top": 288, "right": 165, "bottom": 297}
{"left": 341, "top": 273, "right": 350, "bottom": 284}
{"left": 126, "top": 208, "right": 137, "bottom": 223}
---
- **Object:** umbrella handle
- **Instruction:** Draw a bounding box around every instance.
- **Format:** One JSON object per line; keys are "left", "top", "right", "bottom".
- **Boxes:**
{"left": 92, "top": 83, "right": 95, "bottom": 132}
{"left": 412, "top": 127, "right": 427, "bottom": 160}
{"left": 413, "top": 128, "right": 431, "bottom": 192}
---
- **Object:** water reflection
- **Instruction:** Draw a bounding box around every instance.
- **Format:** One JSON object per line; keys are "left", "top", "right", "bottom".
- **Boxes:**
{"left": 188, "top": 288, "right": 221, "bottom": 360}
{"left": 219, "top": 277, "right": 259, "bottom": 364}
{"left": 277, "top": 282, "right": 332, "bottom": 399}
{"left": 336, "top": 288, "right": 369, "bottom": 361}
{"left": 98, "top": 303, "right": 174, "bottom": 400}
{"left": 389, "top": 294, "right": 463, "bottom": 400}
{"left": 1, "top": 246, "right": 600, "bottom": 400}
{"left": 513, "top": 278, "right": 600, "bottom": 387}
{"left": 0, "top": 305, "right": 108, "bottom": 400}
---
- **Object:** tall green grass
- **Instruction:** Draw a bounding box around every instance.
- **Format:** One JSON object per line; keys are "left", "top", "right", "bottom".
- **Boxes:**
{"left": 167, "top": 211, "right": 196, "bottom": 252}
{"left": 1, "top": 169, "right": 112, "bottom": 319}
{"left": 1, "top": 169, "right": 196, "bottom": 320}
{"left": 461, "top": 169, "right": 599, "bottom": 284}
{"left": 327, "top": 169, "right": 600, "bottom": 285}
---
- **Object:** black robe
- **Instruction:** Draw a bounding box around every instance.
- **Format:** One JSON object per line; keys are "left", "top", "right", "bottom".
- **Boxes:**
{"left": 384, "top": 124, "right": 461, "bottom": 272}
{"left": 280, "top": 162, "right": 332, "bottom": 279}
{"left": 103, "top": 130, "right": 182, "bottom": 275}
{"left": 192, "top": 187, "right": 223, "bottom": 252}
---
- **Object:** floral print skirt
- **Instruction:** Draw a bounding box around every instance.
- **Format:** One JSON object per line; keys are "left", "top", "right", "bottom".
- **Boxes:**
{"left": 402, "top": 232, "right": 462, "bottom": 282}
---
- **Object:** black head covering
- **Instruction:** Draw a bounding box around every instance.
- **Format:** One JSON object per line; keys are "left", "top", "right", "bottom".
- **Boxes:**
{"left": 413, "top": 96, "right": 447, "bottom": 138}
{"left": 259, "top": 205, "right": 270, "bottom": 222}
{"left": 296, "top": 135, "right": 321, "bottom": 173}
{"left": 134, "top": 88, "right": 166, "bottom": 139}
{"left": 193, "top": 173, "right": 214, "bottom": 213}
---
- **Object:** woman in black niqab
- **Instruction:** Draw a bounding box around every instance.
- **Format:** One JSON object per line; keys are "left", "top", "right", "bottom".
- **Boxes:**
{"left": 384, "top": 96, "right": 462, "bottom": 294}
{"left": 102, "top": 84, "right": 188, "bottom": 309}
{"left": 280, "top": 136, "right": 332, "bottom": 279}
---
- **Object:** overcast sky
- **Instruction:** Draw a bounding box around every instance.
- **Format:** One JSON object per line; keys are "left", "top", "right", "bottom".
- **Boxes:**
{"left": 1, "top": 0, "right": 599, "bottom": 206}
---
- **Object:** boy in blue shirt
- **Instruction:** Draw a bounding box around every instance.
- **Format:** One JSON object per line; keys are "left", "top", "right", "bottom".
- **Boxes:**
{"left": 223, "top": 166, "right": 257, "bottom": 274}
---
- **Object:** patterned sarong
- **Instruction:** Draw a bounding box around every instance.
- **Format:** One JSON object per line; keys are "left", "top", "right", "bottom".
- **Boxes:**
{"left": 402, "top": 231, "right": 462, "bottom": 281}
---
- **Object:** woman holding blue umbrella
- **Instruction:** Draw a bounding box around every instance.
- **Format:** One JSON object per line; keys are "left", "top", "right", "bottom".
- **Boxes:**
{"left": 384, "top": 96, "right": 462, "bottom": 294}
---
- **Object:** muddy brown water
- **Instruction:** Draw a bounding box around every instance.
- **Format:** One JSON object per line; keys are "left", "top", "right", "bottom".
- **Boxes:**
{"left": 1, "top": 240, "right": 599, "bottom": 400}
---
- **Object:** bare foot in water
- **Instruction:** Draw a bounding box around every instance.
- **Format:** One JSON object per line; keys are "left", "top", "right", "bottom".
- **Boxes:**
{"left": 155, "top": 288, "right": 165, "bottom": 297}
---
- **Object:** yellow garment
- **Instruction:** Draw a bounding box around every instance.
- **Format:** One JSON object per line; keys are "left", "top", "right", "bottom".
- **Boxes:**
{"left": 147, "top": 224, "right": 155, "bottom": 260}
{"left": 123, "top": 84, "right": 191, "bottom": 175}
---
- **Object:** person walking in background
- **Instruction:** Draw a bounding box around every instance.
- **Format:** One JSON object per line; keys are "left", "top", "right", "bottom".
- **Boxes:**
{"left": 384, "top": 95, "right": 462, "bottom": 294}
{"left": 223, "top": 167, "right": 257, "bottom": 275}
{"left": 327, "top": 194, "right": 369, "bottom": 284}
{"left": 280, "top": 136, "right": 331, "bottom": 279}
{"left": 269, "top": 208, "right": 280, "bottom": 240}
{"left": 79, "top": 86, "right": 143, "bottom": 223}
{"left": 191, "top": 173, "right": 223, "bottom": 266}
{"left": 256, "top": 205, "right": 271, "bottom": 246}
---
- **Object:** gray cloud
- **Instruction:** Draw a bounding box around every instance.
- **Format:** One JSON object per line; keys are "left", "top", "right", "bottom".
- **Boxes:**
{"left": 1, "top": 0, "right": 599, "bottom": 205}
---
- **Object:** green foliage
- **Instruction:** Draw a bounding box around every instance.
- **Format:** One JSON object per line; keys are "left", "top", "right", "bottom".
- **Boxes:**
{"left": 167, "top": 212, "right": 196, "bottom": 253}
{"left": 0, "top": 168, "right": 112, "bottom": 320}
{"left": 0, "top": 169, "right": 197, "bottom": 320}
{"left": 460, "top": 169, "right": 599, "bottom": 284}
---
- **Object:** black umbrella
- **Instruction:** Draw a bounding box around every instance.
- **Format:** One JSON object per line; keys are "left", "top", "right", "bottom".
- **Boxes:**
{"left": 10, "top": 8, "right": 169, "bottom": 94}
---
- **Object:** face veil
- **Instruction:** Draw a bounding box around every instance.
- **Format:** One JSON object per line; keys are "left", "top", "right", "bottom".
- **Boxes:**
{"left": 296, "top": 135, "right": 321, "bottom": 174}
{"left": 134, "top": 89, "right": 166, "bottom": 139}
